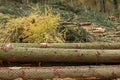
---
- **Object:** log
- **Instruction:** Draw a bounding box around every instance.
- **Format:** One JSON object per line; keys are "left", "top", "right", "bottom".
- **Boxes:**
{"left": 1, "top": 43, "right": 120, "bottom": 49}
{"left": 60, "top": 22, "right": 92, "bottom": 26}
{"left": 0, "top": 66, "right": 120, "bottom": 80}
{"left": 0, "top": 47, "right": 120, "bottom": 63}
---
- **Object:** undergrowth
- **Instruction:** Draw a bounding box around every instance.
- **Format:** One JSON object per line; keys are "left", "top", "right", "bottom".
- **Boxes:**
{"left": 54, "top": 1, "right": 115, "bottom": 28}
{"left": 0, "top": 1, "right": 117, "bottom": 43}
{"left": 58, "top": 26, "right": 95, "bottom": 43}
{"left": 0, "top": 7, "right": 64, "bottom": 43}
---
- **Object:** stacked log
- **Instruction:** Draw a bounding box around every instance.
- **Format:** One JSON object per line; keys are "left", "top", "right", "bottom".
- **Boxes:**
{"left": 1, "top": 42, "right": 120, "bottom": 49}
{"left": 0, "top": 47, "right": 120, "bottom": 63}
{"left": 0, "top": 43, "right": 120, "bottom": 80}
{"left": 0, "top": 66, "right": 119, "bottom": 80}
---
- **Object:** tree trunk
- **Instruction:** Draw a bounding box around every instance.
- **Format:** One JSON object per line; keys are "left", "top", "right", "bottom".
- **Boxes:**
{"left": 2, "top": 43, "right": 120, "bottom": 49}
{"left": 0, "top": 66, "right": 120, "bottom": 80}
{"left": 113, "top": 0, "right": 119, "bottom": 18}
{"left": 0, "top": 0, "right": 2, "bottom": 5}
{"left": 100, "top": 0, "right": 106, "bottom": 13}
{"left": 1, "top": 47, "right": 120, "bottom": 63}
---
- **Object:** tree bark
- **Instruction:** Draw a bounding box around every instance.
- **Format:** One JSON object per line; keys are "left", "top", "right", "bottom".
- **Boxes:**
{"left": 100, "top": 0, "right": 106, "bottom": 13}
{"left": 2, "top": 43, "right": 120, "bottom": 49}
{"left": 0, "top": 47, "right": 120, "bottom": 63}
{"left": 113, "top": 0, "right": 119, "bottom": 18}
{"left": 0, "top": 66, "right": 120, "bottom": 80}
{"left": 0, "top": 0, "right": 2, "bottom": 5}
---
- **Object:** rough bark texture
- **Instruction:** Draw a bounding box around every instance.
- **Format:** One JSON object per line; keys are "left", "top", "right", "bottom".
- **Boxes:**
{"left": 0, "top": 66, "right": 120, "bottom": 80}
{"left": 0, "top": 47, "right": 120, "bottom": 63}
{"left": 100, "top": 0, "right": 106, "bottom": 13}
{"left": 113, "top": 0, "right": 119, "bottom": 18}
{"left": 1, "top": 43, "right": 120, "bottom": 49}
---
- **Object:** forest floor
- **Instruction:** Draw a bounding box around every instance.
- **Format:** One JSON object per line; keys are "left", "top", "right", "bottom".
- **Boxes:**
{"left": 52, "top": 1, "right": 120, "bottom": 43}
{"left": 0, "top": 2, "right": 120, "bottom": 43}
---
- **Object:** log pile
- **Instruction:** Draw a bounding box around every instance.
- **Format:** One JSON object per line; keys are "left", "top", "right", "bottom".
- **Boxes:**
{"left": 0, "top": 43, "right": 120, "bottom": 80}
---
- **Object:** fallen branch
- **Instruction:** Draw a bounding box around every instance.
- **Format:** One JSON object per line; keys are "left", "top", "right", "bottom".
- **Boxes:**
{"left": 60, "top": 22, "right": 92, "bottom": 26}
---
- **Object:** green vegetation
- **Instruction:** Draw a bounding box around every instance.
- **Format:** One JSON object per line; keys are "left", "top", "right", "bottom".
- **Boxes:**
{"left": 0, "top": 0, "right": 120, "bottom": 43}
{"left": 0, "top": 7, "right": 64, "bottom": 43}
{"left": 53, "top": 1, "right": 115, "bottom": 27}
